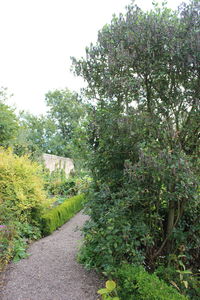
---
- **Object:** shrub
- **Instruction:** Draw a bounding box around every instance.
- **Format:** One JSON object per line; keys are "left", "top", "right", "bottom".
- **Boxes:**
{"left": 44, "top": 168, "right": 68, "bottom": 196}
{"left": 79, "top": 149, "right": 199, "bottom": 275}
{"left": 0, "top": 148, "right": 47, "bottom": 224}
{"left": 0, "top": 149, "right": 47, "bottom": 270}
{"left": 78, "top": 190, "right": 145, "bottom": 273}
{"left": 116, "top": 264, "right": 188, "bottom": 300}
{"left": 44, "top": 167, "right": 91, "bottom": 197}
{"left": 155, "top": 264, "right": 200, "bottom": 300}
{"left": 40, "top": 194, "right": 86, "bottom": 236}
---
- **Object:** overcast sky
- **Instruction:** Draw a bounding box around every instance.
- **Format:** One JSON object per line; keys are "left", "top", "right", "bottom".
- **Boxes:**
{"left": 0, "top": 0, "right": 188, "bottom": 115}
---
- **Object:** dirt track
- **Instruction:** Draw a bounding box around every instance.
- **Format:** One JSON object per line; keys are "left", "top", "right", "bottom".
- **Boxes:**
{"left": 1, "top": 212, "right": 102, "bottom": 300}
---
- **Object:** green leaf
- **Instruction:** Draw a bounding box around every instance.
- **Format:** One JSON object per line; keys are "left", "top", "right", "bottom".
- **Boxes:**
{"left": 97, "top": 288, "right": 108, "bottom": 295}
{"left": 106, "top": 280, "right": 116, "bottom": 291}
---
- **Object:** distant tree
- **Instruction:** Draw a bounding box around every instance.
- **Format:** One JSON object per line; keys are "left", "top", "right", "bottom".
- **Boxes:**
{"left": 16, "top": 88, "right": 87, "bottom": 159}
{"left": 17, "top": 112, "right": 60, "bottom": 157}
{"left": 0, "top": 88, "right": 19, "bottom": 147}
{"left": 45, "top": 88, "right": 87, "bottom": 157}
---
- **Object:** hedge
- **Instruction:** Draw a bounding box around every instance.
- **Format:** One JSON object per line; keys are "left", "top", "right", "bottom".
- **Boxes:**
{"left": 40, "top": 194, "right": 85, "bottom": 236}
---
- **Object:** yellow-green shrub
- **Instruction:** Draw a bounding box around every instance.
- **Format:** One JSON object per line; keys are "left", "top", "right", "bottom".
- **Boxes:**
{"left": 40, "top": 194, "right": 85, "bottom": 236}
{"left": 0, "top": 149, "right": 49, "bottom": 270}
{"left": 0, "top": 148, "right": 47, "bottom": 224}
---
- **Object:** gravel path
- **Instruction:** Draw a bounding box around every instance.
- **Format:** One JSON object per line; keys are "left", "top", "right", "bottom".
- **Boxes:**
{"left": 0, "top": 212, "right": 103, "bottom": 300}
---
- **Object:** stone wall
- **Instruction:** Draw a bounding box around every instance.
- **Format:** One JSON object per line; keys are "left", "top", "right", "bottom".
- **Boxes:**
{"left": 42, "top": 153, "right": 74, "bottom": 177}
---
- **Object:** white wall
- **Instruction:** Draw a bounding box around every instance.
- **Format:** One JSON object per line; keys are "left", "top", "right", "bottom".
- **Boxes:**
{"left": 42, "top": 153, "right": 74, "bottom": 177}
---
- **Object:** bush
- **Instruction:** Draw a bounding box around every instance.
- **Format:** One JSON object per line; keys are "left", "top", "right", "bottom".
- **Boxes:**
{"left": 44, "top": 167, "right": 91, "bottom": 197}
{"left": 155, "top": 264, "right": 200, "bottom": 300}
{"left": 40, "top": 194, "right": 86, "bottom": 236}
{"left": 0, "top": 148, "right": 47, "bottom": 224}
{"left": 78, "top": 190, "right": 145, "bottom": 273}
{"left": 116, "top": 264, "right": 188, "bottom": 300}
{"left": 44, "top": 168, "right": 68, "bottom": 196}
{"left": 0, "top": 149, "right": 47, "bottom": 270}
{"left": 79, "top": 149, "right": 199, "bottom": 275}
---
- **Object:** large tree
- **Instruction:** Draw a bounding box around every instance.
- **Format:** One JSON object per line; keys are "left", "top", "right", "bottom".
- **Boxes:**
{"left": 72, "top": 0, "right": 200, "bottom": 275}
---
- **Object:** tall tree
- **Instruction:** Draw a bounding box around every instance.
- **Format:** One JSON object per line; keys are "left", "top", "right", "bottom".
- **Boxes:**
{"left": 72, "top": 0, "right": 200, "bottom": 272}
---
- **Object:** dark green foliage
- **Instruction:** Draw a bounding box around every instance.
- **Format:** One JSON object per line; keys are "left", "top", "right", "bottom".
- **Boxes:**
{"left": 72, "top": 1, "right": 200, "bottom": 298}
{"left": 123, "top": 149, "right": 199, "bottom": 267}
{"left": 79, "top": 148, "right": 199, "bottom": 275}
{"left": 115, "top": 264, "right": 188, "bottom": 300}
{"left": 78, "top": 189, "right": 146, "bottom": 273}
{"left": 40, "top": 194, "right": 86, "bottom": 236}
{"left": 72, "top": 0, "right": 200, "bottom": 183}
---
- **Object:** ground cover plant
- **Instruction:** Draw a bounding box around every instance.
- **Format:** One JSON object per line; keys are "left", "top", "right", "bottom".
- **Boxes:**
{"left": 115, "top": 264, "right": 188, "bottom": 300}
{"left": 72, "top": 0, "right": 200, "bottom": 298}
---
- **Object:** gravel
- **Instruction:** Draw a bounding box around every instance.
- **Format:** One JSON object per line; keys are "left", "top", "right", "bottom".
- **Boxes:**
{"left": 0, "top": 211, "right": 103, "bottom": 300}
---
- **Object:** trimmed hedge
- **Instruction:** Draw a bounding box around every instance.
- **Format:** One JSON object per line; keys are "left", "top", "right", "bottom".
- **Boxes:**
{"left": 116, "top": 264, "right": 188, "bottom": 300}
{"left": 40, "top": 194, "right": 85, "bottom": 236}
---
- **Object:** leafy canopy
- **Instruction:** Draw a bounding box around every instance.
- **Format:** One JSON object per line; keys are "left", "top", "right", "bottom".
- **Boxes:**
{"left": 72, "top": 0, "right": 200, "bottom": 282}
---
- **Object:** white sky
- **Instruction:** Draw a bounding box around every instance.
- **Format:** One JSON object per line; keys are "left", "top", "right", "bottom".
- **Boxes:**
{"left": 0, "top": 0, "right": 188, "bottom": 115}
